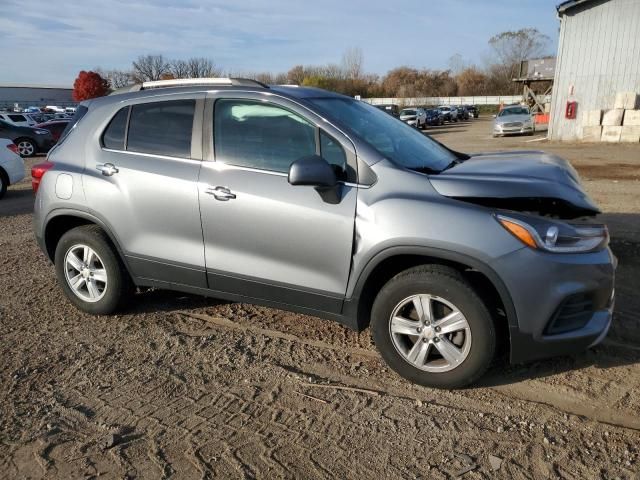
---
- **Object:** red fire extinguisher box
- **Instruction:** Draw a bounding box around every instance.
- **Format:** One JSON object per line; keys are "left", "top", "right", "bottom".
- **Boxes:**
{"left": 565, "top": 101, "right": 578, "bottom": 119}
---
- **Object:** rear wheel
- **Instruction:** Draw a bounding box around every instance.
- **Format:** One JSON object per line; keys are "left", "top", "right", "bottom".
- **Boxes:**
{"left": 55, "top": 225, "right": 133, "bottom": 315}
{"left": 371, "top": 265, "right": 496, "bottom": 389}
{"left": 15, "top": 138, "right": 36, "bottom": 157}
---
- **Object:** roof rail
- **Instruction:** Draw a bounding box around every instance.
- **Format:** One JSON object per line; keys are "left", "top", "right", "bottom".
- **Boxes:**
{"left": 119, "top": 77, "right": 269, "bottom": 94}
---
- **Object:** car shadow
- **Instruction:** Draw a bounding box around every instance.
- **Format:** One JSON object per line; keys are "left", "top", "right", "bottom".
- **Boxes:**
{"left": 0, "top": 188, "right": 35, "bottom": 217}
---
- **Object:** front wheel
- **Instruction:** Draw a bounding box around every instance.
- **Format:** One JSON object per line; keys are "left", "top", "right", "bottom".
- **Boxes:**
{"left": 55, "top": 225, "right": 133, "bottom": 315}
{"left": 371, "top": 265, "right": 496, "bottom": 389}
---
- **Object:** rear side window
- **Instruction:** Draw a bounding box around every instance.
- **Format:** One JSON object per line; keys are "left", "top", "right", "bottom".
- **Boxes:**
{"left": 9, "top": 114, "right": 27, "bottom": 122}
{"left": 127, "top": 100, "right": 195, "bottom": 158}
{"left": 102, "top": 107, "right": 129, "bottom": 150}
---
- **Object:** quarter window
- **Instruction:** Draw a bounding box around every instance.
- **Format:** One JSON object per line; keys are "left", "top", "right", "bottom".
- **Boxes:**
{"left": 102, "top": 107, "right": 129, "bottom": 150}
{"left": 320, "top": 131, "right": 347, "bottom": 180}
{"left": 214, "top": 99, "right": 316, "bottom": 173}
{"left": 127, "top": 100, "right": 195, "bottom": 158}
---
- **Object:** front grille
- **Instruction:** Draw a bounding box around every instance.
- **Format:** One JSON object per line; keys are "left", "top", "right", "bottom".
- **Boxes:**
{"left": 545, "top": 293, "right": 594, "bottom": 335}
{"left": 503, "top": 122, "right": 523, "bottom": 128}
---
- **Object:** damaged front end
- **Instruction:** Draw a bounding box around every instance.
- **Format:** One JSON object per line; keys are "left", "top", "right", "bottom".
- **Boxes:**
{"left": 430, "top": 150, "right": 601, "bottom": 220}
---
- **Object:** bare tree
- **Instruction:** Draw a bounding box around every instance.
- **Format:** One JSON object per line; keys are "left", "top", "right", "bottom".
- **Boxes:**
{"left": 488, "top": 28, "right": 551, "bottom": 91}
{"left": 447, "top": 54, "right": 467, "bottom": 76}
{"left": 131, "top": 54, "right": 170, "bottom": 82}
{"left": 169, "top": 59, "right": 190, "bottom": 79}
{"left": 186, "top": 57, "right": 221, "bottom": 78}
{"left": 341, "top": 47, "right": 364, "bottom": 79}
{"left": 93, "top": 68, "right": 132, "bottom": 89}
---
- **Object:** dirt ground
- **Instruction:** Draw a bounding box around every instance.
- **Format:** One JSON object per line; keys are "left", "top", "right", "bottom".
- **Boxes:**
{"left": 1, "top": 117, "right": 639, "bottom": 479}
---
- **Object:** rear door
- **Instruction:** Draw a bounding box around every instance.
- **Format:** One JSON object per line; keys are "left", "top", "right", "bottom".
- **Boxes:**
{"left": 82, "top": 94, "right": 208, "bottom": 288}
{"left": 197, "top": 92, "right": 358, "bottom": 312}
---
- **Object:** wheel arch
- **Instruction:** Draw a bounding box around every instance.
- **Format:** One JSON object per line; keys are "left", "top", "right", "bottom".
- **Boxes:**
{"left": 347, "top": 246, "right": 517, "bottom": 355}
{"left": 43, "top": 210, "right": 130, "bottom": 272}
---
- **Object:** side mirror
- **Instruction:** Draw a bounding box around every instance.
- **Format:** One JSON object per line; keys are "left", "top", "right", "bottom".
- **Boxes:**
{"left": 288, "top": 155, "right": 337, "bottom": 188}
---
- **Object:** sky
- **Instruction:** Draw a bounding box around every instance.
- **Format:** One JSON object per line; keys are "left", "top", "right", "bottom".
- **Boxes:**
{"left": 0, "top": 0, "right": 562, "bottom": 86}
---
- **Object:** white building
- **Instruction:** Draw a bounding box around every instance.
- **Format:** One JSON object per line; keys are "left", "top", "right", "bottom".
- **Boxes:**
{"left": 548, "top": 0, "right": 640, "bottom": 141}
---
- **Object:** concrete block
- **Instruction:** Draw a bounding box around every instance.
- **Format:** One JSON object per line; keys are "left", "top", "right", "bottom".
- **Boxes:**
{"left": 581, "top": 126, "right": 602, "bottom": 142}
{"left": 582, "top": 109, "right": 602, "bottom": 126}
{"left": 621, "top": 125, "right": 640, "bottom": 142}
{"left": 601, "top": 126, "right": 622, "bottom": 142}
{"left": 614, "top": 92, "right": 640, "bottom": 110}
{"left": 602, "top": 109, "right": 624, "bottom": 126}
{"left": 623, "top": 109, "right": 640, "bottom": 126}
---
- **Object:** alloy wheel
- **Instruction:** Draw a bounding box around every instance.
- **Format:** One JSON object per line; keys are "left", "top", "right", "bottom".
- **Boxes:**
{"left": 64, "top": 244, "right": 108, "bottom": 302}
{"left": 17, "top": 141, "right": 35, "bottom": 156}
{"left": 389, "top": 294, "right": 472, "bottom": 372}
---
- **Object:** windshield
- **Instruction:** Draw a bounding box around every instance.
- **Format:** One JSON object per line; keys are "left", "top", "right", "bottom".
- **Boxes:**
{"left": 400, "top": 109, "right": 417, "bottom": 116}
{"left": 309, "top": 98, "right": 457, "bottom": 173}
{"left": 499, "top": 107, "right": 529, "bottom": 116}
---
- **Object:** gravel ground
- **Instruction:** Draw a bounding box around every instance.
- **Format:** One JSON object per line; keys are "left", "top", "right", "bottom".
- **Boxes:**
{"left": 1, "top": 117, "right": 639, "bottom": 479}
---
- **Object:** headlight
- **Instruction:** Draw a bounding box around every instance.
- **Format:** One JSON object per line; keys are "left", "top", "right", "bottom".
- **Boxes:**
{"left": 496, "top": 214, "right": 608, "bottom": 253}
{"left": 34, "top": 129, "right": 49, "bottom": 135}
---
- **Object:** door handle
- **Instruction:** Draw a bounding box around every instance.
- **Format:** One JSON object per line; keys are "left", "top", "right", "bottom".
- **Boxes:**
{"left": 206, "top": 186, "right": 236, "bottom": 201}
{"left": 96, "top": 163, "right": 119, "bottom": 176}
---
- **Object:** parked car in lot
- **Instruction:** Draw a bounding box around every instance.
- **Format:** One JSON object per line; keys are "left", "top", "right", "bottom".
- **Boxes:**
{"left": 399, "top": 107, "right": 427, "bottom": 129}
{"left": 438, "top": 105, "right": 458, "bottom": 122}
{"left": 35, "top": 120, "right": 70, "bottom": 143}
{"left": 0, "top": 119, "right": 56, "bottom": 157}
{"left": 465, "top": 105, "right": 479, "bottom": 118}
{"left": 0, "top": 112, "right": 37, "bottom": 127}
{"left": 456, "top": 106, "right": 470, "bottom": 121}
{"left": 493, "top": 105, "right": 534, "bottom": 136}
{"left": 374, "top": 104, "right": 400, "bottom": 118}
{"left": 0, "top": 138, "right": 25, "bottom": 199}
{"left": 424, "top": 108, "right": 443, "bottom": 126}
{"left": 33, "top": 79, "right": 615, "bottom": 389}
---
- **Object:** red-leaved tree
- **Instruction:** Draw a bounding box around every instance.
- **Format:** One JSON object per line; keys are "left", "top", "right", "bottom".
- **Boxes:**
{"left": 72, "top": 71, "right": 110, "bottom": 101}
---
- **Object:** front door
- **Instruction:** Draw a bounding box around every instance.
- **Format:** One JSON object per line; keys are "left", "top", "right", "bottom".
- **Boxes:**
{"left": 198, "top": 95, "right": 357, "bottom": 313}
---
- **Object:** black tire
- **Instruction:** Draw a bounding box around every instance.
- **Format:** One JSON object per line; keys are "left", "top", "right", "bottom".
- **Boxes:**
{"left": 54, "top": 225, "right": 133, "bottom": 315}
{"left": 0, "top": 168, "right": 8, "bottom": 199}
{"left": 371, "top": 265, "right": 496, "bottom": 389}
{"left": 15, "top": 137, "right": 37, "bottom": 157}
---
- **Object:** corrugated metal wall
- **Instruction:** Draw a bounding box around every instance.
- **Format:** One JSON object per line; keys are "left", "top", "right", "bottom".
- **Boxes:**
{"left": 549, "top": 0, "right": 640, "bottom": 140}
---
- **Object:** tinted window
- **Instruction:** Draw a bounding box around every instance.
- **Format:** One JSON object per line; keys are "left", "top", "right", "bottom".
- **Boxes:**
{"left": 127, "top": 100, "right": 195, "bottom": 158}
{"left": 9, "top": 115, "right": 27, "bottom": 122}
{"left": 320, "top": 131, "right": 347, "bottom": 180}
{"left": 102, "top": 107, "right": 129, "bottom": 150}
{"left": 214, "top": 99, "right": 316, "bottom": 173}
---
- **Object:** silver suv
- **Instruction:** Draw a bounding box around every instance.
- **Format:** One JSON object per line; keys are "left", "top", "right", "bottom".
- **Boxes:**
{"left": 33, "top": 79, "right": 615, "bottom": 388}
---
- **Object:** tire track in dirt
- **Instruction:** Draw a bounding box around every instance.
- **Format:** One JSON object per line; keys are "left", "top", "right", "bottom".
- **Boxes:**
{"left": 174, "top": 311, "right": 640, "bottom": 433}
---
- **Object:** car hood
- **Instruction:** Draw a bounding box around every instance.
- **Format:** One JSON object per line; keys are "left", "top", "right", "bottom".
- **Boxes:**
{"left": 429, "top": 150, "right": 600, "bottom": 216}
{"left": 495, "top": 114, "right": 530, "bottom": 124}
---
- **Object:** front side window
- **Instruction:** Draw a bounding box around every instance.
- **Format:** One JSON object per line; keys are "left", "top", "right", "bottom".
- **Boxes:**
{"left": 214, "top": 99, "right": 316, "bottom": 173}
{"left": 127, "top": 100, "right": 195, "bottom": 158}
{"left": 320, "top": 131, "right": 347, "bottom": 180}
